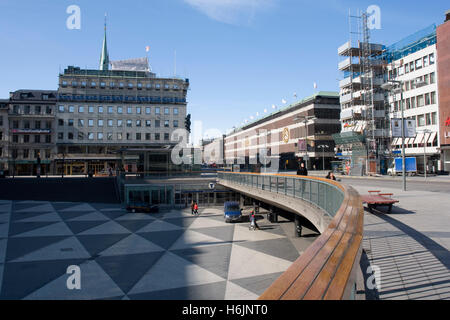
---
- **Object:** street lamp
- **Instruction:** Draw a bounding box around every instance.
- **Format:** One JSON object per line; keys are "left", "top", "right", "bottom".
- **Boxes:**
{"left": 318, "top": 145, "right": 329, "bottom": 171}
{"left": 294, "top": 115, "right": 316, "bottom": 170}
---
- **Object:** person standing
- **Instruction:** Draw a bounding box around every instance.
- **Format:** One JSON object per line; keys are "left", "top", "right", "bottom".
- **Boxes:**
{"left": 193, "top": 202, "right": 199, "bottom": 215}
{"left": 297, "top": 162, "right": 308, "bottom": 176}
{"left": 191, "top": 200, "right": 195, "bottom": 215}
{"left": 326, "top": 171, "right": 336, "bottom": 181}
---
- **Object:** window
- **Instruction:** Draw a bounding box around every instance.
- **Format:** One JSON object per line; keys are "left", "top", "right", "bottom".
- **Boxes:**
{"left": 137, "top": 83, "right": 142, "bottom": 89}
{"left": 429, "top": 53, "right": 435, "bottom": 65}
{"left": 23, "top": 149, "right": 29, "bottom": 159}
{"left": 430, "top": 72, "right": 435, "bottom": 84}
{"left": 118, "top": 106, "right": 123, "bottom": 114}
{"left": 35, "top": 120, "right": 41, "bottom": 129}
{"left": 58, "top": 105, "right": 65, "bottom": 113}
{"left": 415, "top": 58, "right": 422, "bottom": 70}
{"left": 423, "top": 55, "right": 429, "bottom": 67}
{"left": 431, "top": 112, "right": 437, "bottom": 125}
{"left": 35, "top": 106, "right": 41, "bottom": 114}
{"left": 98, "top": 106, "right": 104, "bottom": 113}
{"left": 164, "top": 84, "right": 169, "bottom": 90}
{"left": 110, "top": 82, "right": 115, "bottom": 88}
{"left": 405, "top": 63, "right": 409, "bottom": 73}
{"left": 34, "top": 150, "right": 40, "bottom": 159}
{"left": 426, "top": 113, "right": 432, "bottom": 126}
{"left": 46, "top": 121, "right": 52, "bottom": 129}
{"left": 410, "top": 62, "right": 414, "bottom": 72}
{"left": 78, "top": 132, "right": 84, "bottom": 140}
{"left": 58, "top": 133, "right": 64, "bottom": 140}
{"left": 146, "top": 83, "right": 152, "bottom": 89}
{"left": 174, "top": 108, "right": 179, "bottom": 115}
{"left": 164, "top": 133, "right": 169, "bottom": 141}
{"left": 127, "top": 120, "right": 132, "bottom": 127}
{"left": 119, "top": 82, "right": 124, "bottom": 88}
{"left": 98, "top": 133, "right": 104, "bottom": 140}
{"left": 155, "top": 120, "right": 160, "bottom": 128}
{"left": 12, "top": 149, "right": 18, "bottom": 159}
{"left": 78, "top": 119, "right": 84, "bottom": 127}
{"left": 145, "top": 133, "right": 151, "bottom": 140}
{"left": 13, "top": 121, "right": 19, "bottom": 129}
{"left": 127, "top": 107, "right": 132, "bottom": 114}
{"left": 72, "top": 81, "right": 78, "bottom": 87}
{"left": 81, "top": 81, "right": 86, "bottom": 88}
{"left": 146, "top": 120, "right": 151, "bottom": 127}
{"left": 46, "top": 106, "right": 52, "bottom": 114}
{"left": 136, "top": 107, "right": 141, "bottom": 114}
{"left": 24, "top": 120, "right": 30, "bottom": 129}
{"left": 62, "top": 81, "right": 68, "bottom": 87}
{"left": 79, "top": 106, "right": 84, "bottom": 113}
{"left": 68, "top": 133, "right": 74, "bottom": 140}
{"left": 45, "top": 135, "right": 51, "bottom": 143}
{"left": 117, "top": 133, "right": 123, "bottom": 140}
{"left": 68, "top": 119, "right": 74, "bottom": 127}
{"left": 118, "top": 120, "right": 123, "bottom": 127}
{"left": 406, "top": 98, "right": 411, "bottom": 110}
{"left": 68, "top": 106, "right": 74, "bottom": 113}
{"left": 398, "top": 66, "right": 404, "bottom": 76}
{"left": 155, "top": 107, "right": 160, "bottom": 114}
{"left": 425, "top": 93, "right": 430, "bottom": 105}
{"left": 100, "top": 82, "right": 106, "bottom": 88}
{"left": 405, "top": 81, "right": 410, "bottom": 91}
{"left": 431, "top": 92, "right": 436, "bottom": 104}
{"left": 12, "top": 135, "right": 19, "bottom": 143}
{"left": 108, "top": 119, "right": 113, "bottom": 127}
{"left": 88, "top": 133, "right": 94, "bottom": 140}
{"left": 136, "top": 133, "right": 141, "bottom": 140}
{"left": 127, "top": 133, "right": 131, "bottom": 140}
{"left": 164, "top": 120, "right": 169, "bottom": 128}
{"left": 164, "top": 108, "right": 169, "bottom": 115}
{"left": 128, "top": 83, "right": 133, "bottom": 89}
{"left": 45, "top": 150, "right": 51, "bottom": 159}
{"left": 35, "top": 135, "right": 40, "bottom": 143}
{"left": 88, "top": 119, "right": 94, "bottom": 127}
{"left": 145, "top": 107, "right": 151, "bottom": 114}
{"left": 108, "top": 106, "right": 114, "bottom": 114}
{"left": 107, "top": 132, "right": 113, "bottom": 140}
{"left": 417, "top": 114, "right": 425, "bottom": 127}
{"left": 58, "top": 119, "right": 64, "bottom": 126}
{"left": 417, "top": 95, "right": 424, "bottom": 107}
{"left": 24, "top": 135, "right": 30, "bottom": 143}
{"left": 424, "top": 74, "right": 429, "bottom": 85}
{"left": 155, "top": 83, "right": 161, "bottom": 90}
{"left": 410, "top": 97, "right": 416, "bottom": 109}
{"left": 89, "top": 106, "right": 94, "bottom": 113}
{"left": 136, "top": 120, "right": 141, "bottom": 127}
{"left": 155, "top": 133, "right": 160, "bottom": 140}
{"left": 98, "top": 119, "right": 104, "bottom": 127}
{"left": 91, "top": 81, "right": 96, "bottom": 88}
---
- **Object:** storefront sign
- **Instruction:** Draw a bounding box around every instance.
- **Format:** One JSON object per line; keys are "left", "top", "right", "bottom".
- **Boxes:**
{"left": 282, "top": 128, "right": 290, "bottom": 144}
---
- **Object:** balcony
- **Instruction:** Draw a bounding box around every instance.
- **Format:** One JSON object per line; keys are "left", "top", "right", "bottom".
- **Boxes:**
{"left": 340, "top": 108, "right": 353, "bottom": 120}
{"left": 340, "top": 93, "right": 352, "bottom": 104}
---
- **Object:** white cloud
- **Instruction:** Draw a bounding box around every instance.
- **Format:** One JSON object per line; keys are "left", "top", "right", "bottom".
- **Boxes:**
{"left": 183, "top": 0, "right": 276, "bottom": 25}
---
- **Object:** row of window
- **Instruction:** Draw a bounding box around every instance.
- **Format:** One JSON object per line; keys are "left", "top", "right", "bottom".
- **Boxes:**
{"left": 402, "top": 72, "right": 436, "bottom": 91}
{"left": 403, "top": 112, "right": 438, "bottom": 127}
{"left": 10, "top": 149, "right": 51, "bottom": 160}
{"left": 389, "top": 53, "right": 435, "bottom": 78}
{"left": 12, "top": 135, "right": 52, "bottom": 144}
{"left": 61, "top": 81, "right": 181, "bottom": 91}
{"left": 57, "top": 132, "right": 174, "bottom": 141}
{"left": 59, "top": 119, "right": 179, "bottom": 128}
{"left": 12, "top": 105, "right": 53, "bottom": 115}
{"left": 11, "top": 120, "right": 52, "bottom": 130}
{"left": 58, "top": 105, "right": 179, "bottom": 115}
{"left": 392, "top": 91, "right": 437, "bottom": 111}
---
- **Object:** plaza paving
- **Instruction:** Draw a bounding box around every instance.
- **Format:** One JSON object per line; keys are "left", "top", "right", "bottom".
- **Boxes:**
{"left": 0, "top": 201, "right": 307, "bottom": 300}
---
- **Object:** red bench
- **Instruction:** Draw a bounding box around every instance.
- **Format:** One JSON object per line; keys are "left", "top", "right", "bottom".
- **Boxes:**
{"left": 361, "top": 192, "right": 399, "bottom": 214}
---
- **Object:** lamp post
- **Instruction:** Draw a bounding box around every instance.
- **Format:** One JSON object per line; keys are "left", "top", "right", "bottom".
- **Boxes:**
{"left": 318, "top": 145, "right": 329, "bottom": 171}
{"left": 294, "top": 115, "right": 316, "bottom": 170}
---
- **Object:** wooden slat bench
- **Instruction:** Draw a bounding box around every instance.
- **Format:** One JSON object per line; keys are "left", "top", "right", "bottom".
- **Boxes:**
{"left": 361, "top": 192, "right": 399, "bottom": 214}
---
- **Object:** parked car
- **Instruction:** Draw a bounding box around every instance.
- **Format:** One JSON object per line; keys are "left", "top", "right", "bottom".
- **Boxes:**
{"left": 126, "top": 202, "right": 159, "bottom": 213}
{"left": 224, "top": 201, "right": 242, "bottom": 223}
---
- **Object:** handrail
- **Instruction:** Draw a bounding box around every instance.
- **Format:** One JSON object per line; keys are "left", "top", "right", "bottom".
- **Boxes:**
{"left": 217, "top": 172, "right": 364, "bottom": 300}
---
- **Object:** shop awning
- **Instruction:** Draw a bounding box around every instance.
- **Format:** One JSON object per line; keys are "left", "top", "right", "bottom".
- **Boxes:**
{"left": 427, "top": 132, "right": 437, "bottom": 144}
{"left": 391, "top": 138, "right": 399, "bottom": 146}
{"left": 414, "top": 133, "right": 424, "bottom": 145}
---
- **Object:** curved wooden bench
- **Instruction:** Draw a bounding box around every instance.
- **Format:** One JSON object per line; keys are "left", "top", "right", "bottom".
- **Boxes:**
{"left": 258, "top": 184, "right": 364, "bottom": 300}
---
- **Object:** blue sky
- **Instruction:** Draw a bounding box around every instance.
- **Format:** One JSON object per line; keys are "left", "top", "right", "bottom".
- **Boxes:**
{"left": 0, "top": 0, "right": 448, "bottom": 138}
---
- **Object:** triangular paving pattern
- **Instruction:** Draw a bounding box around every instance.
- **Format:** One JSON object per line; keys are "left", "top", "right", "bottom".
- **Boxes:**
{"left": 0, "top": 222, "right": 9, "bottom": 238}
{"left": 169, "top": 229, "right": 228, "bottom": 250}
{"left": 51, "top": 202, "right": 79, "bottom": 211}
{"left": 191, "top": 225, "right": 235, "bottom": 243}
{"left": 59, "top": 203, "right": 96, "bottom": 212}
{"left": 12, "top": 222, "right": 73, "bottom": 238}
{"left": 0, "top": 264, "right": 3, "bottom": 295}
{"left": 78, "top": 220, "right": 131, "bottom": 235}
{"left": 187, "top": 216, "right": 229, "bottom": 230}
{"left": 57, "top": 211, "right": 93, "bottom": 221}
{"left": 67, "top": 211, "right": 109, "bottom": 222}
{"left": 224, "top": 281, "right": 259, "bottom": 300}
{"left": 171, "top": 243, "right": 233, "bottom": 279}
{"left": 135, "top": 220, "right": 182, "bottom": 233}
{"left": 235, "top": 238, "right": 300, "bottom": 262}
{"left": 128, "top": 251, "right": 225, "bottom": 295}
{"left": 232, "top": 224, "right": 286, "bottom": 242}
{"left": 99, "top": 234, "right": 165, "bottom": 256}
{"left": 96, "top": 251, "right": 165, "bottom": 294}
{"left": 163, "top": 217, "right": 197, "bottom": 229}
{"left": 100, "top": 211, "right": 127, "bottom": 220}
{"left": 115, "top": 213, "right": 155, "bottom": 221}
{"left": 0, "top": 258, "right": 85, "bottom": 300}
{"left": 8, "top": 221, "right": 59, "bottom": 237}
{"left": 116, "top": 220, "right": 154, "bottom": 233}
{"left": 24, "top": 260, "right": 125, "bottom": 300}
{"left": 11, "top": 236, "right": 91, "bottom": 262}
{"left": 0, "top": 238, "right": 7, "bottom": 263}
{"left": 229, "top": 272, "right": 285, "bottom": 296}
{"left": 5, "top": 236, "right": 70, "bottom": 262}
{"left": 0, "top": 212, "right": 9, "bottom": 224}
{"left": 128, "top": 281, "right": 227, "bottom": 300}
{"left": 65, "top": 221, "right": 109, "bottom": 235}
{"left": 77, "top": 234, "right": 130, "bottom": 257}
{"left": 0, "top": 203, "right": 12, "bottom": 213}
{"left": 138, "top": 230, "right": 185, "bottom": 250}
{"left": 11, "top": 212, "right": 54, "bottom": 222}
{"left": 12, "top": 202, "right": 47, "bottom": 212}
{"left": 16, "top": 212, "right": 62, "bottom": 223}
{"left": 227, "top": 244, "right": 292, "bottom": 281}
{"left": 15, "top": 203, "right": 55, "bottom": 213}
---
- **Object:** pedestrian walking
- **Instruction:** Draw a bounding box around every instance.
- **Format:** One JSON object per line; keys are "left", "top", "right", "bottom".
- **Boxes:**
{"left": 191, "top": 200, "right": 195, "bottom": 215}
{"left": 193, "top": 202, "right": 199, "bottom": 216}
{"left": 249, "top": 210, "right": 260, "bottom": 230}
{"left": 297, "top": 162, "right": 308, "bottom": 176}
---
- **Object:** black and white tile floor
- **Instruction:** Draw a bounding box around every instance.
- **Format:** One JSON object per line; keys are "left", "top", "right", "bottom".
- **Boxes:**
{"left": 0, "top": 200, "right": 301, "bottom": 300}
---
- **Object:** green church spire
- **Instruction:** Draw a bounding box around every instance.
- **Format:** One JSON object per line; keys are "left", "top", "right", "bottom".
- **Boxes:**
{"left": 100, "top": 14, "right": 109, "bottom": 71}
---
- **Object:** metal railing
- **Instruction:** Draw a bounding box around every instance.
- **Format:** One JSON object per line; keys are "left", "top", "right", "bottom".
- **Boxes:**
{"left": 218, "top": 172, "right": 345, "bottom": 218}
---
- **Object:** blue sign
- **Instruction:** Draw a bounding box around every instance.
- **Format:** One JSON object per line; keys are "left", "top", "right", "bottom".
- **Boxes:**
{"left": 392, "top": 151, "right": 401, "bottom": 155}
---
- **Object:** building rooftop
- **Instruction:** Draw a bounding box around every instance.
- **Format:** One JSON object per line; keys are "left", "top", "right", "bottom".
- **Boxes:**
{"left": 9, "top": 90, "right": 57, "bottom": 101}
